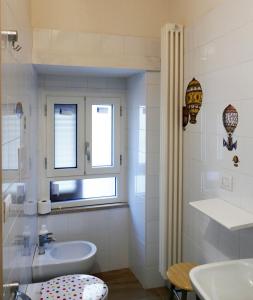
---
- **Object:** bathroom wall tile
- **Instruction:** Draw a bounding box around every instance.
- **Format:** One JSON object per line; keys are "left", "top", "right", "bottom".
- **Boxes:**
{"left": 146, "top": 72, "right": 161, "bottom": 86}
{"left": 239, "top": 228, "right": 253, "bottom": 258}
{"left": 127, "top": 71, "right": 160, "bottom": 287}
{"left": 183, "top": 0, "right": 253, "bottom": 266}
{"left": 107, "top": 208, "right": 129, "bottom": 269}
{"left": 33, "top": 30, "right": 160, "bottom": 71}
{"left": 33, "top": 28, "right": 51, "bottom": 51}
{"left": 75, "top": 32, "right": 102, "bottom": 56}
{"left": 124, "top": 36, "right": 149, "bottom": 57}
{"left": 50, "top": 30, "right": 78, "bottom": 54}
{"left": 105, "top": 78, "right": 126, "bottom": 90}
{"left": 39, "top": 74, "right": 87, "bottom": 88}
{"left": 145, "top": 243, "right": 159, "bottom": 267}
{"left": 146, "top": 220, "right": 159, "bottom": 245}
{"left": 87, "top": 77, "right": 107, "bottom": 89}
{"left": 39, "top": 74, "right": 127, "bottom": 91}
{"left": 146, "top": 85, "right": 160, "bottom": 108}
{"left": 143, "top": 266, "right": 164, "bottom": 289}
{"left": 129, "top": 198, "right": 146, "bottom": 244}
{"left": 101, "top": 34, "right": 124, "bottom": 57}
{"left": 146, "top": 152, "right": 160, "bottom": 176}
{"left": 146, "top": 107, "right": 160, "bottom": 132}
{"left": 192, "top": 0, "right": 253, "bottom": 49}
{"left": 146, "top": 197, "right": 159, "bottom": 223}
{"left": 146, "top": 175, "right": 159, "bottom": 198}
{"left": 38, "top": 207, "right": 129, "bottom": 273}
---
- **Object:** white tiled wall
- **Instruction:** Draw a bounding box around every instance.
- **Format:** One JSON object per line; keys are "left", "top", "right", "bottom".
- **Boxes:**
{"left": 38, "top": 74, "right": 127, "bottom": 90}
{"left": 128, "top": 74, "right": 146, "bottom": 285}
{"left": 33, "top": 29, "right": 161, "bottom": 72}
{"left": 38, "top": 208, "right": 129, "bottom": 273}
{"left": 145, "top": 73, "right": 162, "bottom": 287}
{"left": 1, "top": 0, "right": 38, "bottom": 295}
{"left": 127, "top": 72, "right": 163, "bottom": 288}
{"left": 184, "top": 0, "right": 253, "bottom": 265}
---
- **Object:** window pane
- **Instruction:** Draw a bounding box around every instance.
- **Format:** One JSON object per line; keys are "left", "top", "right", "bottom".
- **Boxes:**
{"left": 91, "top": 105, "right": 113, "bottom": 167}
{"left": 50, "top": 177, "right": 116, "bottom": 202}
{"left": 54, "top": 104, "right": 77, "bottom": 169}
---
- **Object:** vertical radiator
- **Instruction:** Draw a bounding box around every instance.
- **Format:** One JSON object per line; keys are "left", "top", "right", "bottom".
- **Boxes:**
{"left": 159, "top": 23, "right": 184, "bottom": 278}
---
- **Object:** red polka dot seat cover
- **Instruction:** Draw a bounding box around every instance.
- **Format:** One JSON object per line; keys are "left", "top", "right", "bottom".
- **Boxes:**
{"left": 40, "top": 274, "right": 108, "bottom": 300}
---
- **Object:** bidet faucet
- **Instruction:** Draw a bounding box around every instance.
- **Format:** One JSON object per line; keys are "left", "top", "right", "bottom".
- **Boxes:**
{"left": 15, "top": 291, "right": 32, "bottom": 300}
{"left": 38, "top": 232, "right": 55, "bottom": 255}
{"left": 3, "top": 283, "right": 32, "bottom": 300}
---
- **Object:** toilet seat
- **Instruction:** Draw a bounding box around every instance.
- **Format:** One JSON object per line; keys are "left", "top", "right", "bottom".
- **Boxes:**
{"left": 40, "top": 274, "right": 108, "bottom": 300}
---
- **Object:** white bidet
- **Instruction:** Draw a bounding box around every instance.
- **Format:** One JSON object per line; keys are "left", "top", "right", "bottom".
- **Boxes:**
{"left": 32, "top": 240, "right": 97, "bottom": 282}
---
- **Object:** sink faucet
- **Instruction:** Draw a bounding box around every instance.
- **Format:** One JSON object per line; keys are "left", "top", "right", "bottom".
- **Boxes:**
{"left": 38, "top": 232, "right": 55, "bottom": 255}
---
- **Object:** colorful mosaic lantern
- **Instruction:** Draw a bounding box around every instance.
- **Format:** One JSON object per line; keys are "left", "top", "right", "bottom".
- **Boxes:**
{"left": 223, "top": 104, "right": 238, "bottom": 151}
{"left": 185, "top": 78, "right": 203, "bottom": 124}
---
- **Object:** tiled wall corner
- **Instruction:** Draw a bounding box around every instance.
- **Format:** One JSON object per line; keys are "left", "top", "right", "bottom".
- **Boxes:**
{"left": 127, "top": 72, "right": 163, "bottom": 288}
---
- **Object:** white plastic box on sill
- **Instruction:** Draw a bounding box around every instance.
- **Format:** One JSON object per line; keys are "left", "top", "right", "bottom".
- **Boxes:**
{"left": 190, "top": 198, "right": 253, "bottom": 231}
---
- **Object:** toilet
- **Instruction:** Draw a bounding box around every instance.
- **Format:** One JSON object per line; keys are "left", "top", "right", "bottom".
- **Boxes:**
{"left": 26, "top": 274, "right": 108, "bottom": 300}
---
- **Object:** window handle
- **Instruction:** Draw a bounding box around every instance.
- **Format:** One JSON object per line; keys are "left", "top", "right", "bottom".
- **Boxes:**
{"left": 85, "top": 142, "right": 91, "bottom": 163}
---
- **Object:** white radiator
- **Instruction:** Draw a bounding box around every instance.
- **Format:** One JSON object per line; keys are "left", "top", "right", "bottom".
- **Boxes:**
{"left": 159, "top": 23, "right": 184, "bottom": 278}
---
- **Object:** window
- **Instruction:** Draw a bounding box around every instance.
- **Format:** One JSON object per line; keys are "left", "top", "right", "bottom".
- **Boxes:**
{"left": 54, "top": 104, "right": 77, "bottom": 169}
{"left": 85, "top": 97, "right": 120, "bottom": 174}
{"left": 50, "top": 177, "right": 116, "bottom": 202}
{"left": 47, "top": 97, "right": 85, "bottom": 177}
{"left": 45, "top": 96, "right": 122, "bottom": 207}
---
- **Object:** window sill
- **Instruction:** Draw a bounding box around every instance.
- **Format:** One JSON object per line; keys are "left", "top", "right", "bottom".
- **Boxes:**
{"left": 50, "top": 202, "right": 129, "bottom": 215}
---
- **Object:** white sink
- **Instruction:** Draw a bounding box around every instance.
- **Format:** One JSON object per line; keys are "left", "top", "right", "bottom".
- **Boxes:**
{"left": 32, "top": 241, "right": 97, "bottom": 282}
{"left": 190, "top": 259, "right": 253, "bottom": 300}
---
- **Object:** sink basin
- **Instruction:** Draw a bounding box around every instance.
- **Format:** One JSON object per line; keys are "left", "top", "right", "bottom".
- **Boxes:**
{"left": 190, "top": 259, "right": 253, "bottom": 300}
{"left": 32, "top": 241, "right": 97, "bottom": 282}
{"left": 50, "top": 241, "right": 93, "bottom": 260}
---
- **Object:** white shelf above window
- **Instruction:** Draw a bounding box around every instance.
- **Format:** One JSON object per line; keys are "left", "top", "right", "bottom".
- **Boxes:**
{"left": 189, "top": 198, "right": 253, "bottom": 231}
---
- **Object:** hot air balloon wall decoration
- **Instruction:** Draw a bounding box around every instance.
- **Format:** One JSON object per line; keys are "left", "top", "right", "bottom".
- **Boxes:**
{"left": 183, "top": 78, "right": 203, "bottom": 129}
{"left": 223, "top": 104, "right": 238, "bottom": 151}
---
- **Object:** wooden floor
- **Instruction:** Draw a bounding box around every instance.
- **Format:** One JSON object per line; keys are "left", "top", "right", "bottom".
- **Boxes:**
{"left": 94, "top": 268, "right": 171, "bottom": 300}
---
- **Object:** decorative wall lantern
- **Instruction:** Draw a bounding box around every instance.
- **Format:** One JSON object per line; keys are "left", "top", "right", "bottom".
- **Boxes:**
{"left": 182, "top": 106, "right": 189, "bottom": 129}
{"left": 183, "top": 78, "right": 203, "bottom": 128}
{"left": 223, "top": 104, "right": 238, "bottom": 151}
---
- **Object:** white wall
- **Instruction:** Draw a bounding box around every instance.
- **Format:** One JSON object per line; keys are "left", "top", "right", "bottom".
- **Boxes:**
{"left": 127, "top": 72, "right": 163, "bottom": 288}
{"left": 30, "top": 0, "right": 177, "bottom": 38}
{"left": 1, "top": 0, "right": 38, "bottom": 293}
{"left": 183, "top": 0, "right": 253, "bottom": 265}
{"left": 30, "top": 0, "right": 227, "bottom": 38}
{"left": 169, "top": 0, "right": 225, "bottom": 26}
{"left": 32, "top": 29, "right": 161, "bottom": 72}
{"left": 127, "top": 73, "right": 146, "bottom": 285}
{"left": 145, "top": 73, "right": 162, "bottom": 287}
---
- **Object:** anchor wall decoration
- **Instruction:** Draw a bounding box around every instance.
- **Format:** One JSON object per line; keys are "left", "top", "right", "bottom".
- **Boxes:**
{"left": 223, "top": 104, "right": 238, "bottom": 151}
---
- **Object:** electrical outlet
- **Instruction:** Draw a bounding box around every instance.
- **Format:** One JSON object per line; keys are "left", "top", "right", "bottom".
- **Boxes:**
{"left": 221, "top": 175, "right": 233, "bottom": 192}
